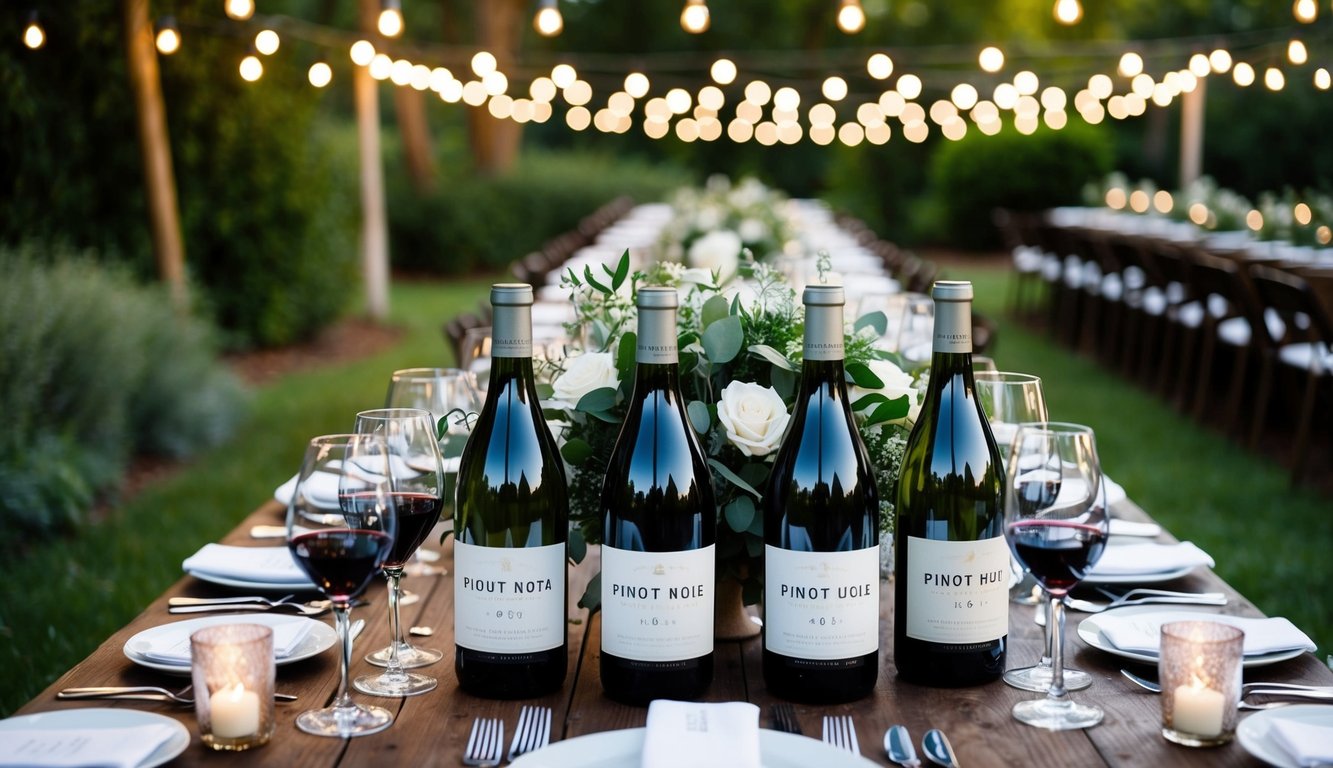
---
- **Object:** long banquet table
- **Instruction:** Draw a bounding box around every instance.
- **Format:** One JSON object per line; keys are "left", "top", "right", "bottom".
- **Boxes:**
{"left": 13, "top": 494, "right": 1331, "bottom": 767}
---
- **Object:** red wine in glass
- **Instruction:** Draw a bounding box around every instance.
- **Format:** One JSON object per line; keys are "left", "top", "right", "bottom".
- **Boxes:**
{"left": 290, "top": 529, "right": 392, "bottom": 602}
{"left": 1006, "top": 520, "right": 1107, "bottom": 595}
{"left": 382, "top": 492, "right": 444, "bottom": 568}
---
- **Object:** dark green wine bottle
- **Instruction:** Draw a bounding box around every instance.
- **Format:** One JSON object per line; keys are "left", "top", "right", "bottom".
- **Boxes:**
{"left": 600, "top": 286, "right": 716, "bottom": 706}
{"left": 893, "top": 280, "right": 1007, "bottom": 687}
{"left": 762, "top": 284, "right": 880, "bottom": 703}
{"left": 455, "top": 283, "right": 569, "bottom": 699}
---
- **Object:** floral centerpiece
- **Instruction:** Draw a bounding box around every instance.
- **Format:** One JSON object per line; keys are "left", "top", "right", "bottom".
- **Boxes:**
{"left": 654, "top": 175, "right": 799, "bottom": 277}
{"left": 543, "top": 248, "right": 922, "bottom": 610}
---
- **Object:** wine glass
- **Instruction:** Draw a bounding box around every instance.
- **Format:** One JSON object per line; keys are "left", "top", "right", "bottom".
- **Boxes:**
{"left": 1004, "top": 422, "right": 1109, "bottom": 730}
{"left": 385, "top": 368, "right": 481, "bottom": 575}
{"left": 458, "top": 326, "right": 493, "bottom": 395}
{"left": 287, "top": 434, "right": 397, "bottom": 737}
{"left": 352, "top": 408, "right": 445, "bottom": 696}
{"left": 896, "top": 292, "right": 934, "bottom": 362}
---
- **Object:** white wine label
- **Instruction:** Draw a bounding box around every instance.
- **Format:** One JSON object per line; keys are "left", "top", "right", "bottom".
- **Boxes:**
{"left": 636, "top": 307, "right": 679, "bottom": 365}
{"left": 764, "top": 545, "right": 879, "bottom": 660}
{"left": 491, "top": 305, "right": 533, "bottom": 358}
{"left": 803, "top": 304, "right": 845, "bottom": 361}
{"left": 931, "top": 298, "right": 972, "bottom": 354}
{"left": 904, "top": 535, "right": 1009, "bottom": 644}
{"left": 454, "top": 541, "right": 565, "bottom": 654}
{"left": 601, "top": 545, "right": 715, "bottom": 661}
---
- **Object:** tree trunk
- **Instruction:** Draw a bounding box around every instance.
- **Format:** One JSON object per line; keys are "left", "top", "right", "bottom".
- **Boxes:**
{"left": 357, "top": 0, "right": 390, "bottom": 319}
{"left": 122, "top": 0, "right": 187, "bottom": 311}
{"left": 394, "top": 87, "right": 436, "bottom": 193}
{"left": 468, "top": 0, "right": 525, "bottom": 176}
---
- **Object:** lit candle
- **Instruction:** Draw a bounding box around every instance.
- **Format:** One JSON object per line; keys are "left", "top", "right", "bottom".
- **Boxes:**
{"left": 211, "top": 683, "right": 261, "bottom": 739}
{"left": 1172, "top": 677, "right": 1226, "bottom": 737}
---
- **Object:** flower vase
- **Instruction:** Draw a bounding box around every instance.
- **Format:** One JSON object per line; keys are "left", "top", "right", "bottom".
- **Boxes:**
{"left": 714, "top": 578, "right": 761, "bottom": 640}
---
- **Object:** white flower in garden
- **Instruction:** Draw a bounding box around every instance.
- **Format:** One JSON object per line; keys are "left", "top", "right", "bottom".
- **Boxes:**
{"left": 717, "top": 381, "right": 790, "bottom": 457}
{"left": 694, "top": 205, "right": 724, "bottom": 232}
{"left": 687, "top": 229, "right": 742, "bottom": 282}
{"left": 738, "top": 217, "right": 769, "bottom": 245}
{"left": 552, "top": 352, "right": 619, "bottom": 404}
{"left": 678, "top": 267, "right": 718, "bottom": 290}
{"left": 849, "top": 358, "right": 921, "bottom": 424}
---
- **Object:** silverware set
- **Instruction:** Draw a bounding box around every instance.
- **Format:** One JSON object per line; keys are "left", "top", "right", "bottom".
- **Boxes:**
{"left": 1063, "top": 586, "right": 1228, "bottom": 613}
{"left": 770, "top": 708, "right": 962, "bottom": 766}
{"left": 462, "top": 705, "right": 552, "bottom": 766}
{"left": 1121, "top": 668, "right": 1333, "bottom": 709}
{"left": 57, "top": 684, "right": 299, "bottom": 705}
{"left": 167, "top": 594, "right": 333, "bottom": 616}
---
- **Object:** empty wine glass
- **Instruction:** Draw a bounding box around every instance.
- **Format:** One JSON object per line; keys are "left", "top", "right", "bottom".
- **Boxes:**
{"left": 287, "top": 434, "right": 397, "bottom": 737}
{"left": 458, "top": 326, "right": 493, "bottom": 395}
{"left": 1004, "top": 422, "right": 1109, "bottom": 731}
{"left": 896, "top": 292, "right": 934, "bottom": 363}
{"left": 352, "top": 408, "right": 444, "bottom": 696}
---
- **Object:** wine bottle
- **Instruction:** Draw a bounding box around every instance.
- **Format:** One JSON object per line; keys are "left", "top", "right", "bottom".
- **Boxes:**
{"left": 600, "top": 286, "right": 716, "bottom": 706}
{"left": 454, "top": 283, "right": 569, "bottom": 699}
{"left": 763, "top": 284, "right": 880, "bottom": 703}
{"left": 893, "top": 280, "right": 1008, "bottom": 687}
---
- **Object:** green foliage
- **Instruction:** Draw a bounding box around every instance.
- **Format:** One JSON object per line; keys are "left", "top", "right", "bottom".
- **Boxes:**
{"left": 0, "top": 245, "right": 246, "bottom": 549}
{"left": 387, "top": 150, "right": 692, "bottom": 275}
{"left": 928, "top": 122, "right": 1114, "bottom": 249}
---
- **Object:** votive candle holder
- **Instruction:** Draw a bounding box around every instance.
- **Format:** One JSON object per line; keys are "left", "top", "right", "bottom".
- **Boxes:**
{"left": 1159, "top": 620, "right": 1244, "bottom": 747}
{"left": 190, "top": 623, "right": 276, "bottom": 751}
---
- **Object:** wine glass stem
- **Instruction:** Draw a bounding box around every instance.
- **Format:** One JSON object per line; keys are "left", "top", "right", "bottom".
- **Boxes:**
{"left": 386, "top": 568, "right": 406, "bottom": 673}
{"left": 1041, "top": 599, "right": 1054, "bottom": 668}
{"left": 1046, "top": 594, "right": 1068, "bottom": 701}
{"left": 331, "top": 602, "right": 355, "bottom": 709}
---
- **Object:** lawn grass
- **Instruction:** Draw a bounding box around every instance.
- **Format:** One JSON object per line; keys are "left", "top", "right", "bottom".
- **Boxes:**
{"left": 1, "top": 266, "right": 1327, "bottom": 716}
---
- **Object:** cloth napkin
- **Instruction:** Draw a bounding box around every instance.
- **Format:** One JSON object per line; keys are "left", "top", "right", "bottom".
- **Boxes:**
{"left": 182, "top": 544, "right": 310, "bottom": 584}
{"left": 1095, "top": 611, "right": 1317, "bottom": 656}
{"left": 0, "top": 723, "right": 178, "bottom": 768}
{"left": 1107, "top": 519, "right": 1162, "bottom": 538}
{"left": 1087, "top": 541, "right": 1214, "bottom": 577}
{"left": 641, "top": 700, "right": 761, "bottom": 768}
{"left": 138, "top": 616, "right": 315, "bottom": 664}
{"left": 1270, "top": 718, "right": 1333, "bottom": 767}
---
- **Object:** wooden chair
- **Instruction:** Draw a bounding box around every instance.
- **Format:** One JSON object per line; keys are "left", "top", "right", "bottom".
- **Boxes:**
{"left": 1178, "top": 249, "right": 1253, "bottom": 430}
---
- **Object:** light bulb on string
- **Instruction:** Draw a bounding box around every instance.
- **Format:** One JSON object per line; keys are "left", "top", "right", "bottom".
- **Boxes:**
{"left": 1316, "top": 68, "right": 1331, "bottom": 90}
{"left": 1265, "top": 67, "right": 1286, "bottom": 91}
{"left": 711, "top": 58, "right": 737, "bottom": 85}
{"left": 1119, "top": 52, "right": 1144, "bottom": 77}
{"left": 240, "top": 47, "right": 263, "bottom": 82}
{"left": 225, "top": 0, "right": 254, "bottom": 21}
{"left": 867, "top": 52, "right": 893, "bottom": 80}
{"left": 308, "top": 59, "right": 332, "bottom": 88}
{"left": 155, "top": 16, "right": 180, "bottom": 55}
{"left": 534, "top": 0, "right": 563, "bottom": 37}
{"left": 1233, "top": 62, "right": 1255, "bottom": 87}
{"left": 1053, "top": 0, "right": 1082, "bottom": 25}
{"left": 1288, "top": 40, "right": 1308, "bottom": 65}
{"left": 979, "top": 46, "right": 1004, "bottom": 73}
{"left": 255, "top": 29, "right": 279, "bottom": 56}
{"left": 681, "top": 0, "right": 710, "bottom": 34}
{"left": 1294, "top": 0, "right": 1317, "bottom": 22}
{"left": 378, "top": 0, "right": 404, "bottom": 38}
{"left": 836, "top": 0, "right": 866, "bottom": 34}
{"left": 22, "top": 10, "right": 44, "bottom": 49}
{"left": 350, "top": 41, "right": 375, "bottom": 66}
{"left": 624, "top": 72, "right": 651, "bottom": 98}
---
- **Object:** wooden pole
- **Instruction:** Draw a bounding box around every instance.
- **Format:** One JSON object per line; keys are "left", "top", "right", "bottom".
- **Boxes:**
{"left": 122, "top": 0, "right": 188, "bottom": 310}
{"left": 356, "top": 0, "right": 390, "bottom": 320}
{"left": 468, "top": 0, "right": 525, "bottom": 176}
{"left": 1180, "top": 76, "right": 1206, "bottom": 188}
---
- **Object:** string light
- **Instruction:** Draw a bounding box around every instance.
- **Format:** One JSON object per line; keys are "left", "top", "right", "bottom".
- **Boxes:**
{"left": 472, "top": 51, "right": 498, "bottom": 77}
{"left": 1295, "top": 203, "right": 1313, "bottom": 225}
{"left": 225, "top": 0, "right": 254, "bottom": 21}
{"left": 1316, "top": 68, "right": 1331, "bottom": 90}
{"left": 22, "top": 11, "right": 44, "bottom": 49}
{"left": 308, "top": 59, "right": 332, "bottom": 88}
{"left": 1210, "top": 49, "right": 1233, "bottom": 73}
{"left": 624, "top": 72, "right": 651, "bottom": 98}
{"left": 255, "top": 30, "right": 280, "bottom": 56}
{"left": 378, "top": 0, "right": 404, "bottom": 38}
{"left": 1119, "top": 52, "right": 1144, "bottom": 77}
{"left": 744, "top": 80, "right": 772, "bottom": 105}
{"left": 710, "top": 58, "right": 737, "bottom": 85}
{"left": 1088, "top": 73, "right": 1113, "bottom": 99}
{"left": 836, "top": 0, "right": 866, "bottom": 34}
{"left": 240, "top": 49, "right": 263, "bottom": 82}
{"left": 350, "top": 41, "right": 375, "bottom": 67}
{"left": 1293, "top": 0, "right": 1317, "bottom": 23}
{"left": 1188, "top": 53, "right": 1210, "bottom": 78}
{"left": 1264, "top": 67, "right": 1285, "bottom": 91}
{"left": 773, "top": 86, "right": 801, "bottom": 112}
{"left": 680, "top": 0, "right": 710, "bottom": 34}
{"left": 369, "top": 53, "right": 392, "bottom": 80}
{"left": 155, "top": 16, "right": 180, "bottom": 56}
{"left": 1233, "top": 62, "right": 1255, "bottom": 86}
{"left": 1288, "top": 40, "right": 1308, "bottom": 66}
{"left": 979, "top": 46, "right": 1004, "bottom": 73}
{"left": 822, "top": 76, "right": 848, "bottom": 101}
{"left": 1053, "top": 0, "right": 1082, "bottom": 25}
{"left": 534, "top": 0, "right": 563, "bottom": 37}
{"left": 897, "top": 74, "right": 922, "bottom": 99}
{"left": 867, "top": 53, "right": 893, "bottom": 80}
{"left": 551, "top": 63, "right": 576, "bottom": 89}
{"left": 951, "top": 83, "right": 979, "bottom": 110}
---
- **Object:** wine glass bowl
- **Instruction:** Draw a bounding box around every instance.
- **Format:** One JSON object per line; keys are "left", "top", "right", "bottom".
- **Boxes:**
{"left": 1003, "top": 422, "right": 1108, "bottom": 731}
{"left": 287, "top": 434, "right": 397, "bottom": 737}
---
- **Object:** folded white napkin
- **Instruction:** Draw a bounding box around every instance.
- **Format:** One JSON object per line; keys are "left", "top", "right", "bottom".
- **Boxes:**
{"left": 1087, "top": 541, "right": 1214, "bottom": 576}
{"left": 139, "top": 617, "right": 315, "bottom": 664}
{"left": 1107, "top": 519, "right": 1162, "bottom": 538}
{"left": 182, "top": 544, "right": 310, "bottom": 584}
{"left": 641, "top": 700, "right": 761, "bottom": 768}
{"left": 0, "top": 723, "right": 178, "bottom": 768}
{"left": 273, "top": 469, "right": 340, "bottom": 508}
{"left": 1095, "top": 611, "right": 1317, "bottom": 656}
{"left": 1270, "top": 719, "right": 1333, "bottom": 767}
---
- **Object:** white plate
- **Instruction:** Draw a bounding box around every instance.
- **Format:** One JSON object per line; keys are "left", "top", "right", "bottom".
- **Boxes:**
{"left": 0, "top": 708, "right": 189, "bottom": 768}
{"left": 124, "top": 613, "right": 337, "bottom": 675}
{"left": 1082, "top": 564, "right": 1198, "bottom": 585}
{"left": 1077, "top": 605, "right": 1309, "bottom": 668}
{"left": 184, "top": 568, "right": 316, "bottom": 593}
{"left": 1238, "top": 705, "right": 1333, "bottom": 768}
{"left": 509, "top": 727, "right": 879, "bottom": 768}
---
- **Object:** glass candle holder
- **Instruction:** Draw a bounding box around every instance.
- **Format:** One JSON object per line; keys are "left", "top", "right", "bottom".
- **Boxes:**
{"left": 1159, "top": 621, "right": 1244, "bottom": 747}
{"left": 190, "top": 624, "right": 276, "bottom": 751}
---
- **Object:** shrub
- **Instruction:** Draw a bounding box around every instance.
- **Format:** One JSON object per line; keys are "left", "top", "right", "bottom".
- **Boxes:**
{"left": 388, "top": 150, "right": 694, "bottom": 274}
{"left": 928, "top": 122, "right": 1114, "bottom": 249}
{"left": 0, "top": 245, "right": 247, "bottom": 549}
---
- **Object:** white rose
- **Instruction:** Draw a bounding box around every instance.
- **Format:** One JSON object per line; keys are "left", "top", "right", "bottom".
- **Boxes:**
{"left": 717, "top": 381, "right": 791, "bottom": 457}
{"left": 738, "top": 217, "right": 769, "bottom": 245}
{"left": 849, "top": 359, "right": 921, "bottom": 424}
{"left": 687, "top": 229, "right": 742, "bottom": 282}
{"left": 551, "top": 352, "right": 619, "bottom": 404}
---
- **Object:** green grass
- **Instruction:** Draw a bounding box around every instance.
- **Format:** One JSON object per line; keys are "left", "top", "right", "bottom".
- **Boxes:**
{"left": 2, "top": 266, "right": 1328, "bottom": 716}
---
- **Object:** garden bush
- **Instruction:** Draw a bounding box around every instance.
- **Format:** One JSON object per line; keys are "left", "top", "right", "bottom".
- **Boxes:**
{"left": 928, "top": 121, "right": 1114, "bottom": 249}
{"left": 0, "top": 245, "right": 247, "bottom": 551}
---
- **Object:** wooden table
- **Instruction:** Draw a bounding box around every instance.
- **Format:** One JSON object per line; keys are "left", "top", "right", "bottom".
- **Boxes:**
{"left": 15, "top": 498, "right": 1331, "bottom": 767}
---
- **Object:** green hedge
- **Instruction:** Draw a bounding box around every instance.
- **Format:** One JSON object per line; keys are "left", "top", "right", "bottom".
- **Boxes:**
{"left": 387, "top": 150, "right": 693, "bottom": 274}
{"left": 0, "top": 246, "right": 246, "bottom": 550}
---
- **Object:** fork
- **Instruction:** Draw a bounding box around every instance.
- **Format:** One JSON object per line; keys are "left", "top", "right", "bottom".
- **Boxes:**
{"left": 771, "top": 702, "right": 802, "bottom": 734}
{"left": 507, "top": 705, "right": 552, "bottom": 761}
{"left": 57, "top": 685, "right": 299, "bottom": 704}
{"left": 821, "top": 714, "right": 859, "bottom": 754}
{"left": 463, "top": 717, "right": 505, "bottom": 767}
{"left": 1064, "top": 588, "right": 1227, "bottom": 613}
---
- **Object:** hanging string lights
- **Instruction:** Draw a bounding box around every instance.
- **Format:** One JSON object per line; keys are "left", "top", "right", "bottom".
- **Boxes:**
{"left": 155, "top": 16, "right": 180, "bottom": 55}
{"left": 1053, "top": 0, "right": 1083, "bottom": 25}
{"left": 308, "top": 59, "right": 332, "bottom": 88}
{"left": 534, "top": 0, "right": 563, "bottom": 38}
{"left": 225, "top": 0, "right": 254, "bottom": 22}
{"left": 22, "top": 10, "right": 44, "bottom": 49}
{"left": 836, "top": 0, "right": 866, "bottom": 34}
{"left": 378, "top": 0, "right": 404, "bottom": 38}
{"left": 680, "top": 0, "right": 710, "bottom": 34}
{"left": 1293, "top": 0, "right": 1317, "bottom": 23}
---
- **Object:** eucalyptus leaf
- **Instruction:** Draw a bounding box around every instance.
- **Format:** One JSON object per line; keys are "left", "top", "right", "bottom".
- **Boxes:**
{"left": 747, "top": 508, "right": 764, "bottom": 535}
{"left": 771, "top": 366, "right": 796, "bottom": 399}
{"left": 702, "top": 316, "right": 743, "bottom": 364}
{"left": 724, "top": 496, "right": 756, "bottom": 533}
{"left": 616, "top": 332, "right": 637, "bottom": 377}
{"left": 708, "top": 458, "right": 761, "bottom": 498}
{"left": 578, "top": 572, "right": 601, "bottom": 613}
{"left": 583, "top": 265, "right": 609, "bottom": 294}
{"left": 575, "top": 387, "right": 618, "bottom": 414}
{"left": 844, "top": 361, "right": 885, "bottom": 389}
{"left": 748, "top": 344, "right": 796, "bottom": 371}
{"left": 568, "top": 527, "right": 587, "bottom": 564}
{"left": 687, "top": 400, "right": 711, "bottom": 434}
{"left": 611, "top": 249, "right": 630, "bottom": 290}
{"left": 851, "top": 392, "right": 893, "bottom": 412}
{"left": 702, "top": 294, "right": 731, "bottom": 328}
{"left": 854, "top": 310, "right": 888, "bottom": 337}
{"left": 560, "top": 437, "right": 594, "bottom": 465}
{"left": 866, "top": 395, "right": 910, "bottom": 425}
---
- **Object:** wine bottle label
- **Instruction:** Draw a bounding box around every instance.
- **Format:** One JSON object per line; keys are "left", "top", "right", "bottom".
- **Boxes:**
{"left": 903, "top": 535, "right": 1009, "bottom": 644}
{"left": 491, "top": 304, "right": 533, "bottom": 359}
{"left": 454, "top": 541, "right": 566, "bottom": 654}
{"left": 931, "top": 293, "right": 972, "bottom": 354}
{"left": 803, "top": 295, "right": 845, "bottom": 361}
{"left": 600, "top": 544, "right": 715, "bottom": 661}
{"left": 636, "top": 309, "right": 679, "bottom": 364}
{"left": 763, "top": 545, "right": 879, "bottom": 659}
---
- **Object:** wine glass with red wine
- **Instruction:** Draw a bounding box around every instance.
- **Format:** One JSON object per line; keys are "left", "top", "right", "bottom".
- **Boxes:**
{"left": 351, "top": 408, "right": 445, "bottom": 697}
{"left": 1003, "top": 422, "right": 1108, "bottom": 731}
{"left": 287, "top": 433, "right": 398, "bottom": 737}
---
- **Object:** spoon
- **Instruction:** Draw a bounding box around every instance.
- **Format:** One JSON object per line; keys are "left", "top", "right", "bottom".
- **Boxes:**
{"left": 922, "top": 729, "right": 961, "bottom": 768}
{"left": 884, "top": 724, "right": 921, "bottom": 767}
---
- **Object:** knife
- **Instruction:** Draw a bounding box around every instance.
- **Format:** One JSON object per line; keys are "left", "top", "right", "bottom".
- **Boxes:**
{"left": 885, "top": 724, "right": 922, "bottom": 767}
